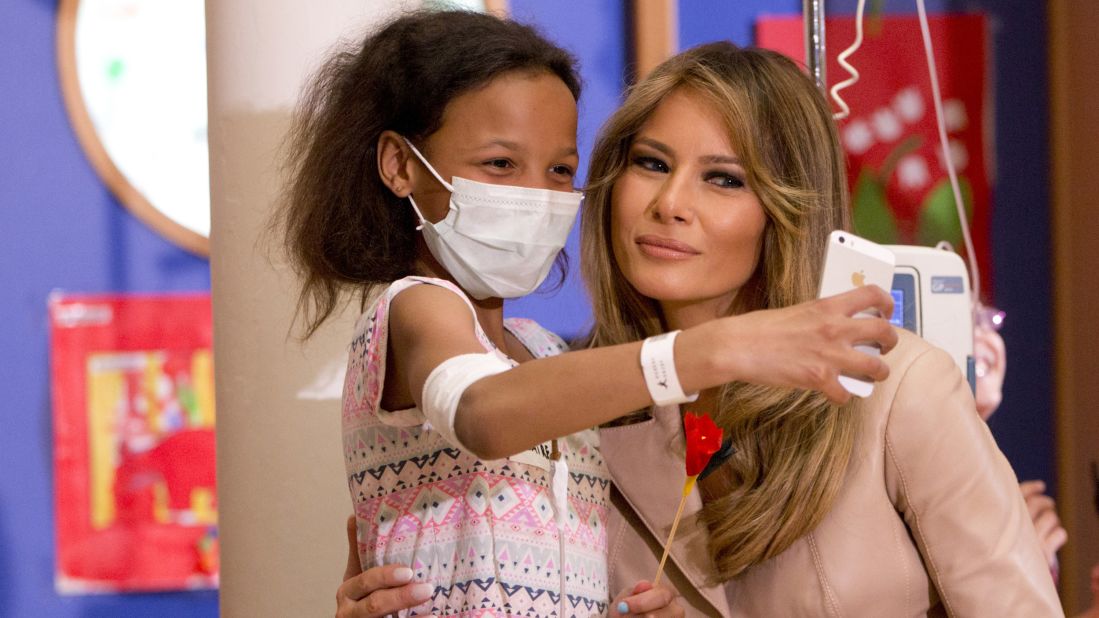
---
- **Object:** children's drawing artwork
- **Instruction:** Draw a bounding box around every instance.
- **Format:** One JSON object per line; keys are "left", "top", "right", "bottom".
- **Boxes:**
{"left": 49, "top": 293, "right": 218, "bottom": 593}
{"left": 758, "top": 13, "right": 991, "bottom": 294}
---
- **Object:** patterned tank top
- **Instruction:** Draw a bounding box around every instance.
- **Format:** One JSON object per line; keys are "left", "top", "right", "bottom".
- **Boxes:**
{"left": 342, "top": 277, "right": 610, "bottom": 617}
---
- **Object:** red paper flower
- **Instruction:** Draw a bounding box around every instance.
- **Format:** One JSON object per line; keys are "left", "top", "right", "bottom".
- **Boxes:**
{"left": 683, "top": 412, "right": 724, "bottom": 477}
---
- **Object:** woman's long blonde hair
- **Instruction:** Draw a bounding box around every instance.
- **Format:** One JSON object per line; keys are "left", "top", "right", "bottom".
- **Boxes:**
{"left": 581, "top": 43, "right": 857, "bottom": 580}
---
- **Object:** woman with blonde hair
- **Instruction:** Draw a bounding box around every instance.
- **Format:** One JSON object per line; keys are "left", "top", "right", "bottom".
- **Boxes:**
{"left": 590, "top": 42, "right": 1061, "bottom": 616}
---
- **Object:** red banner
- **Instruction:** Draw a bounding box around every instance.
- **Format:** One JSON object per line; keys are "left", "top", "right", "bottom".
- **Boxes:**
{"left": 758, "top": 13, "right": 991, "bottom": 295}
{"left": 49, "top": 293, "right": 218, "bottom": 593}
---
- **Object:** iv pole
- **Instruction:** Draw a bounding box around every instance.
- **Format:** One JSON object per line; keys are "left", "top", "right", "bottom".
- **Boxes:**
{"left": 804, "top": 0, "right": 827, "bottom": 89}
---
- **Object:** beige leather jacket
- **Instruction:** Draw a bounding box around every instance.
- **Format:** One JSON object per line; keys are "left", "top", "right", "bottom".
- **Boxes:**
{"left": 601, "top": 330, "right": 1063, "bottom": 617}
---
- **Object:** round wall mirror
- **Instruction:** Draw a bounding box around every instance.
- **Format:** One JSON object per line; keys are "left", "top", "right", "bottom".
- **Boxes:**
{"left": 58, "top": 0, "right": 210, "bottom": 255}
{"left": 56, "top": 0, "right": 512, "bottom": 257}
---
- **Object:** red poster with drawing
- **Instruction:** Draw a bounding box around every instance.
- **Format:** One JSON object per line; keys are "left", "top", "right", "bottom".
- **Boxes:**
{"left": 49, "top": 293, "right": 218, "bottom": 593}
{"left": 757, "top": 13, "right": 991, "bottom": 295}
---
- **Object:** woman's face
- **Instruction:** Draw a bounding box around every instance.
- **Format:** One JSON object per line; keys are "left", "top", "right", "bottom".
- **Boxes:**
{"left": 610, "top": 88, "right": 768, "bottom": 316}
{"left": 409, "top": 71, "right": 579, "bottom": 223}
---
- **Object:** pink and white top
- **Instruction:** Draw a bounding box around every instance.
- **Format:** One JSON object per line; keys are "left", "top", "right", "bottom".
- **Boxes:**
{"left": 342, "top": 276, "right": 610, "bottom": 617}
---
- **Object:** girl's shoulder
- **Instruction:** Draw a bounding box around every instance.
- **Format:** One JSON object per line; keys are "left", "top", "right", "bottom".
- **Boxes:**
{"left": 503, "top": 317, "right": 569, "bottom": 359}
{"left": 388, "top": 275, "right": 468, "bottom": 302}
{"left": 374, "top": 275, "right": 473, "bottom": 318}
{"left": 356, "top": 276, "right": 570, "bottom": 361}
{"left": 345, "top": 276, "right": 490, "bottom": 413}
{"left": 352, "top": 276, "right": 480, "bottom": 338}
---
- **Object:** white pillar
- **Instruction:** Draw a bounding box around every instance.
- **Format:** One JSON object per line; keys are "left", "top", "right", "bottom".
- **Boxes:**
{"left": 206, "top": 1, "right": 415, "bottom": 614}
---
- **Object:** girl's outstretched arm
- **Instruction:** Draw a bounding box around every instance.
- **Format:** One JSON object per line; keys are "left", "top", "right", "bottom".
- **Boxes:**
{"left": 389, "top": 283, "right": 897, "bottom": 460}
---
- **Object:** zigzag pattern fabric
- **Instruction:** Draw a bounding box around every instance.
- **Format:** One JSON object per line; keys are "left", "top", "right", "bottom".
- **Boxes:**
{"left": 342, "top": 277, "right": 610, "bottom": 617}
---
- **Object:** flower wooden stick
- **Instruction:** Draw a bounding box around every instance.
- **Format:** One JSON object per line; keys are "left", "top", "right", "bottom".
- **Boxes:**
{"left": 653, "top": 412, "right": 723, "bottom": 586}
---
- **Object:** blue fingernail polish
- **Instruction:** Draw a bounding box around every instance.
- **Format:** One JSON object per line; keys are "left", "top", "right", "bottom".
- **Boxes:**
{"left": 617, "top": 601, "right": 629, "bottom": 614}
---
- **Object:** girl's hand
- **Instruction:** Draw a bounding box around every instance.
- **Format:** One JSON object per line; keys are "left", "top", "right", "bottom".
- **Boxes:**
{"left": 610, "top": 580, "right": 684, "bottom": 617}
{"left": 337, "top": 516, "right": 435, "bottom": 618}
{"left": 684, "top": 284, "right": 898, "bottom": 404}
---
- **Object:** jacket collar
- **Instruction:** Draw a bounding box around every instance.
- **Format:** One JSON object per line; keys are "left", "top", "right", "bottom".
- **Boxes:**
{"left": 600, "top": 405, "right": 732, "bottom": 616}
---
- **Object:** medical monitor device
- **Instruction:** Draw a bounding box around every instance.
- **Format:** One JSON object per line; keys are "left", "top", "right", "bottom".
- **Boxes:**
{"left": 886, "top": 244, "right": 975, "bottom": 392}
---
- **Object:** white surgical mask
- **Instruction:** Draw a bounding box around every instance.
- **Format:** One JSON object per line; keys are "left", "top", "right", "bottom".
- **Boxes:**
{"left": 403, "top": 138, "right": 582, "bottom": 300}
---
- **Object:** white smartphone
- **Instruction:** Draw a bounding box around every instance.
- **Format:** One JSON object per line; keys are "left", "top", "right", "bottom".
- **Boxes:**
{"left": 817, "top": 230, "right": 896, "bottom": 397}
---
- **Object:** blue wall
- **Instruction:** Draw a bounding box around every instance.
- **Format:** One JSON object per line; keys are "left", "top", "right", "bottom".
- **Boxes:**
{"left": 505, "top": 0, "right": 629, "bottom": 337}
{"left": 0, "top": 1, "right": 214, "bottom": 616}
{"left": 0, "top": 0, "right": 1051, "bottom": 615}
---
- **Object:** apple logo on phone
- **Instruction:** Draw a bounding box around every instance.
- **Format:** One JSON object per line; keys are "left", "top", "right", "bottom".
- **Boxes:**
{"left": 851, "top": 270, "right": 866, "bottom": 287}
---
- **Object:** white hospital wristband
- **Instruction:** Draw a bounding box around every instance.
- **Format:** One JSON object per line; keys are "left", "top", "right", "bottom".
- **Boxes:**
{"left": 640, "top": 331, "right": 699, "bottom": 406}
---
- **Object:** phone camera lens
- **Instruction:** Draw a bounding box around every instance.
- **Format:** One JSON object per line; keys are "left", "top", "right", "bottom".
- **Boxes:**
{"left": 838, "top": 236, "right": 845, "bottom": 244}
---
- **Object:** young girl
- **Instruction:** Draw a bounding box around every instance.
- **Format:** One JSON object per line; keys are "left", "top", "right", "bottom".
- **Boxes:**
{"left": 281, "top": 10, "right": 639, "bottom": 617}
{"left": 287, "top": 10, "right": 898, "bottom": 618}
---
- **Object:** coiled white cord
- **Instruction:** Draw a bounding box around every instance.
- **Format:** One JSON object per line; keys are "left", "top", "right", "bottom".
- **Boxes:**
{"left": 829, "top": 0, "right": 868, "bottom": 120}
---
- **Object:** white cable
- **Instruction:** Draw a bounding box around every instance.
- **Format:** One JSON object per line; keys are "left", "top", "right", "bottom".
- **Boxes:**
{"left": 915, "top": 0, "right": 982, "bottom": 308}
{"left": 829, "top": 0, "right": 868, "bottom": 120}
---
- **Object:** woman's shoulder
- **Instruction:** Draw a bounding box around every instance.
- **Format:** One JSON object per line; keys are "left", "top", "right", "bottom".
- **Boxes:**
{"left": 883, "top": 327, "right": 945, "bottom": 372}
{"left": 858, "top": 332, "right": 1061, "bottom": 616}
{"left": 857, "top": 328, "right": 973, "bottom": 435}
{"left": 874, "top": 329, "right": 963, "bottom": 399}
{"left": 860, "top": 328, "right": 986, "bottom": 462}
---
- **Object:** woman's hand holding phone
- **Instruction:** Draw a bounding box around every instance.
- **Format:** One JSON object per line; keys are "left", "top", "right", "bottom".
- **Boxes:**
{"left": 816, "top": 231, "right": 897, "bottom": 397}
{"left": 679, "top": 284, "right": 897, "bottom": 405}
